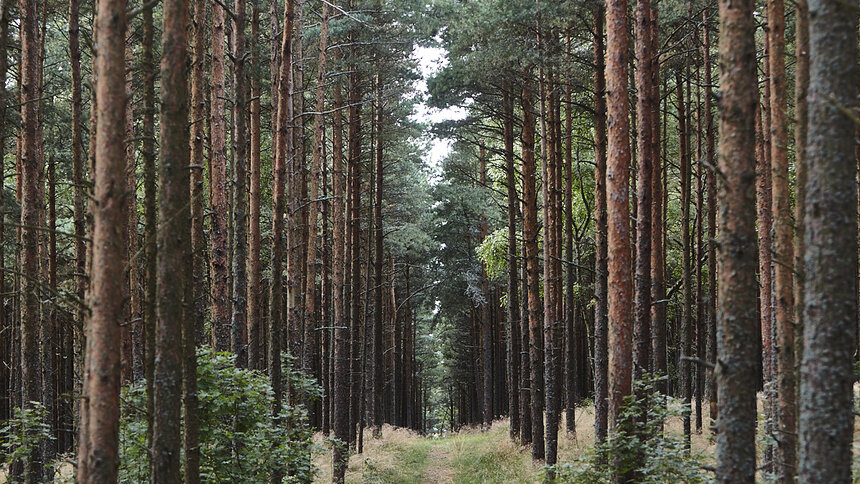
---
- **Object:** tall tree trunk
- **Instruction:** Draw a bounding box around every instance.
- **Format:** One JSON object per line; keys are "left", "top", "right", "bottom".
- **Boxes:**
{"left": 504, "top": 88, "right": 521, "bottom": 441}
{"left": 522, "top": 74, "right": 544, "bottom": 461}
{"left": 519, "top": 222, "right": 532, "bottom": 444}
{"left": 605, "top": 3, "right": 634, "bottom": 480}
{"left": 792, "top": 0, "right": 809, "bottom": 405}
{"left": 592, "top": 4, "right": 609, "bottom": 445}
{"left": 78, "top": 0, "right": 127, "bottom": 477}
{"left": 766, "top": 1, "right": 796, "bottom": 477}
{"left": 677, "top": 71, "right": 692, "bottom": 450}
{"left": 247, "top": 6, "right": 263, "bottom": 371}
{"left": 540, "top": 54, "right": 559, "bottom": 470}
{"left": 331, "top": 45, "right": 350, "bottom": 483}
{"left": 562, "top": 44, "right": 576, "bottom": 438}
{"left": 68, "top": 0, "right": 89, "bottom": 459}
{"left": 649, "top": 1, "right": 665, "bottom": 401}
{"left": 151, "top": 0, "right": 191, "bottom": 477}
{"left": 633, "top": 0, "right": 653, "bottom": 430}
{"left": 304, "top": 0, "right": 329, "bottom": 415}
{"left": 372, "top": 72, "right": 384, "bottom": 437}
{"left": 19, "top": 0, "right": 44, "bottom": 475}
{"left": 702, "top": 8, "right": 717, "bottom": 427}
{"left": 715, "top": 0, "right": 758, "bottom": 480}
{"left": 211, "top": 0, "right": 231, "bottom": 351}
{"left": 190, "top": 0, "right": 207, "bottom": 350}
{"left": 347, "top": 48, "right": 363, "bottom": 448}
{"left": 270, "top": 0, "right": 294, "bottom": 481}
{"left": 141, "top": 0, "right": 157, "bottom": 452}
{"left": 798, "top": 2, "right": 857, "bottom": 480}
{"left": 231, "top": 0, "right": 248, "bottom": 367}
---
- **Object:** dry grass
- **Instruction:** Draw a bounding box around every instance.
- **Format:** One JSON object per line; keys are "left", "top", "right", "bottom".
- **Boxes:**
{"left": 311, "top": 404, "right": 719, "bottom": 483}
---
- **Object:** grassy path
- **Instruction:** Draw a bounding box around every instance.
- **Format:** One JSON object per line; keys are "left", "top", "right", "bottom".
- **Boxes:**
{"left": 313, "top": 421, "right": 566, "bottom": 483}
{"left": 313, "top": 406, "right": 720, "bottom": 483}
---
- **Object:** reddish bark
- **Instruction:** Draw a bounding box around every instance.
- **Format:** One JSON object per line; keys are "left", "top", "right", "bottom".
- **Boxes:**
{"left": 210, "top": 0, "right": 230, "bottom": 351}
{"left": 605, "top": 0, "right": 633, "bottom": 459}
{"left": 79, "top": 0, "right": 128, "bottom": 477}
{"left": 522, "top": 74, "right": 544, "bottom": 461}
{"left": 715, "top": 0, "right": 758, "bottom": 480}
{"left": 766, "top": 1, "right": 797, "bottom": 477}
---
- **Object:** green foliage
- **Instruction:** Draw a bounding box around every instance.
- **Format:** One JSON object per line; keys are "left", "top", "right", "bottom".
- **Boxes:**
{"left": 475, "top": 228, "right": 509, "bottom": 281}
{"left": 553, "top": 378, "right": 708, "bottom": 484}
{"left": 0, "top": 402, "right": 53, "bottom": 480}
{"left": 119, "top": 348, "right": 320, "bottom": 483}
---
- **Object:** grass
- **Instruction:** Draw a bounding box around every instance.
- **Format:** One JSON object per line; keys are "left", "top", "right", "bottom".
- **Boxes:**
{"left": 312, "top": 405, "right": 719, "bottom": 483}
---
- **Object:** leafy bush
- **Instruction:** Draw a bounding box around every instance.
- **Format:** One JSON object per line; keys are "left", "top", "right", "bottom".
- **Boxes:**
{"left": 0, "top": 402, "right": 53, "bottom": 482}
{"left": 553, "top": 377, "right": 708, "bottom": 484}
{"left": 120, "top": 348, "right": 320, "bottom": 483}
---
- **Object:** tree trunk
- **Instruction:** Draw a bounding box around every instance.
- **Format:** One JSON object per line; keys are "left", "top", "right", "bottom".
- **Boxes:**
{"left": 372, "top": 71, "right": 385, "bottom": 437}
{"left": 678, "top": 71, "right": 692, "bottom": 450}
{"left": 702, "top": 8, "right": 717, "bottom": 428}
{"left": 151, "top": 0, "right": 191, "bottom": 478}
{"left": 304, "top": 0, "right": 328, "bottom": 415}
{"left": 715, "top": 0, "right": 758, "bottom": 480}
{"left": 633, "top": 0, "right": 653, "bottom": 431}
{"left": 798, "top": 2, "right": 857, "bottom": 480}
{"left": 592, "top": 4, "right": 609, "bottom": 445}
{"left": 211, "top": 0, "right": 231, "bottom": 351}
{"left": 504, "top": 88, "right": 521, "bottom": 441}
{"left": 766, "top": 1, "right": 797, "bottom": 477}
{"left": 270, "top": 0, "right": 294, "bottom": 480}
{"left": 19, "top": 0, "right": 44, "bottom": 475}
{"left": 606, "top": 5, "right": 633, "bottom": 479}
{"left": 522, "top": 73, "right": 544, "bottom": 461}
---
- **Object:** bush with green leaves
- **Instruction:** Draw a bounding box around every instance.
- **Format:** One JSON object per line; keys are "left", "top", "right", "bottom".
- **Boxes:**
{"left": 120, "top": 348, "right": 320, "bottom": 483}
{"left": 552, "top": 377, "right": 708, "bottom": 484}
{"left": 1, "top": 402, "right": 54, "bottom": 481}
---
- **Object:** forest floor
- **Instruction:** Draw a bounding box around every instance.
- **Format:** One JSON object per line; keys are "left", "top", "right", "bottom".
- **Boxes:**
{"left": 312, "top": 405, "right": 716, "bottom": 483}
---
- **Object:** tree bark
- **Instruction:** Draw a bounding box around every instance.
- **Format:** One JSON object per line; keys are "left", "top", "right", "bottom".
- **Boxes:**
{"left": 798, "top": 2, "right": 857, "bottom": 481}
{"left": 504, "top": 88, "right": 521, "bottom": 441}
{"left": 592, "top": 4, "right": 609, "bottom": 446}
{"left": 270, "top": 0, "right": 294, "bottom": 480}
{"left": 331, "top": 45, "right": 350, "bottom": 482}
{"left": 78, "top": 0, "right": 127, "bottom": 477}
{"left": 19, "top": 0, "right": 44, "bottom": 475}
{"left": 151, "top": 0, "right": 191, "bottom": 478}
{"left": 633, "top": 0, "right": 653, "bottom": 430}
{"left": 715, "top": 0, "right": 758, "bottom": 480}
{"left": 605, "top": 3, "right": 633, "bottom": 476}
{"left": 766, "top": 1, "right": 796, "bottom": 477}
{"left": 211, "top": 0, "right": 231, "bottom": 351}
{"left": 522, "top": 74, "right": 544, "bottom": 461}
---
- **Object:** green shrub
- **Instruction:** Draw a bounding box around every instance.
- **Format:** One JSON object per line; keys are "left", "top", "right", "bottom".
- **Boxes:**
{"left": 120, "top": 347, "right": 320, "bottom": 483}
{"left": 0, "top": 402, "right": 53, "bottom": 481}
{"left": 553, "top": 377, "right": 708, "bottom": 484}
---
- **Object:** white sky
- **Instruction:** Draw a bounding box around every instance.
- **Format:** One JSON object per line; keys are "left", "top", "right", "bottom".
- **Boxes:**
{"left": 410, "top": 45, "right": 468, "bottom": 172}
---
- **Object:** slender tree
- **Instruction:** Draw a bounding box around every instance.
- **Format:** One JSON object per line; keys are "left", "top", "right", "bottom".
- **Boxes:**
{"left": 270, "top": 0, "right": 295, "bottom": 481}
{"left": 767, "top": 0, "right": 796, "bottom": 477}
{"left": 211, "top": 0, "right": 231, "bottom": 351}
{"left": 522, "top": 73, "right": 544, "bottom": 461}
{"left": 19, "top": 0, "right": 44, "bottom": 475}
{"left": 592, "top": 3, "right": 609, "bottom": 445}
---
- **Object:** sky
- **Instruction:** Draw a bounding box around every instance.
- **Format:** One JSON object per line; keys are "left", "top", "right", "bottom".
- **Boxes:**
{"left": 410, "top": 45, "right": 468, "bottom": 174}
